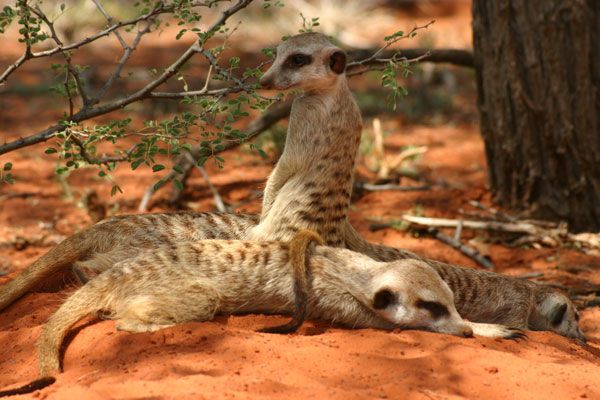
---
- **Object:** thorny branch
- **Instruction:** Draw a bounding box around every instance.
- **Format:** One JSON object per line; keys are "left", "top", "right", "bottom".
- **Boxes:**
{"left": 0, "top": 7, "right": 473, "bottom": 169}
{"left": 0, "top": 2, "right": 171, "bottom": 84}
{"left": 0, "top": 0, "right": 254, "bottom": 157}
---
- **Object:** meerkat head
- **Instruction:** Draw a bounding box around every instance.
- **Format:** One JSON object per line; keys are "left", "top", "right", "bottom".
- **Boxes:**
{"left": 260, "top": 32, "right": 347, "bottom": 93}
{"left": 369, "top": 260, "right": 474, "bottom": 338}
{"left": 533, "top": 288, "right": 585, "bottom": 343}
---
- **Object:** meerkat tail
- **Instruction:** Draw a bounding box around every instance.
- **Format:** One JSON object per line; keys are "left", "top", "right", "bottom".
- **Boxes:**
{"left": 37, "top": 279, "right": 107, "bottom": 377}
{"left": 0, "top": 377, "right": 56, "bottom": 397}
{"left": 259, "top": 229, "right": 324, "bottom": 334}
{"left": 0, "top": 231, "right": 91, "bottom": 312}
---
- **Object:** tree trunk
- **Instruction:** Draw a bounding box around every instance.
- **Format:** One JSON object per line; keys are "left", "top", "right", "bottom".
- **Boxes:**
{"left": 472, "top": 0, "right": 600, "bottom": 232}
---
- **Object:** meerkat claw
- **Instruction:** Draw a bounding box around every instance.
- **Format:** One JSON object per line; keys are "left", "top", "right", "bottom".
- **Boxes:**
{"left": 505, "top": 328, "right": 527, "bottom": 340}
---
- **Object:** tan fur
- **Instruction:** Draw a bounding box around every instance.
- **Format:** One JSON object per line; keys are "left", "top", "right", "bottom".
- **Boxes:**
{"left": 0, "top": 33, "right": 584, "bottom": 342}
{"left": 38, "top": 237, "right": 491, "bottom": 377}
{"left": 260, "top": 229, "right": 324, "bottom": 334}
{"left": 0, "top": 212, "right": 258, "bottom": 311}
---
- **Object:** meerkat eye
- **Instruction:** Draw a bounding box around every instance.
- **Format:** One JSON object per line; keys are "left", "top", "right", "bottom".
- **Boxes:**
{"left": 373, "top": 289, "right": 396, "bottom": 309}
{"left": 287, "top": 53, "right": 312, "bottom": 68}
{"left": 415, "top": 299, "right": 449, "bottom": 319}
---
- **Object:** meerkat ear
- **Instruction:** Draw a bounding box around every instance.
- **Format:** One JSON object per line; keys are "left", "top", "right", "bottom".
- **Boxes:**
{"left": 548, "top": 302, "right": 568, "bottom": 326}
{"left": 328, "top": 50, "right": 347, "bottom": 74}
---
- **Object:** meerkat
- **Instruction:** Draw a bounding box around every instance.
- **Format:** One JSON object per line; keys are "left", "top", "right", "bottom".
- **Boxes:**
{"left": 37, "top": 230, "right": 534, "bottom": 378}
{"left": 0, "top": 33, "right": 584, "bottom": 343}
{"left": 245, "top": 32, "right": 363, "bottom": 246}
{"left": 0, "top": 212, "right": 258, "bottom": 311}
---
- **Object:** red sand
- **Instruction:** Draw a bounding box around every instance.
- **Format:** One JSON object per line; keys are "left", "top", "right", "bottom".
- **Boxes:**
{"left": 1, "top": 123, "right": 599, "bottom": 399}
{"left": 1, "top": 6, "right": 599, "bottom": 395}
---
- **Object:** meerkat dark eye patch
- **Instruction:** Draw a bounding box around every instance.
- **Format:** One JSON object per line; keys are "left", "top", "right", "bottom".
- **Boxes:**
{"left": 373, "top": 289, "right": 395, "bottom": 309}
{"left": 415, "top": 299, "right": 449, "bottom": 319}
{"left": 549, "top": 303, "right": 568, "bottom": 326}
{"left": 285, "top": 53, "right": 312, "bottom": 68}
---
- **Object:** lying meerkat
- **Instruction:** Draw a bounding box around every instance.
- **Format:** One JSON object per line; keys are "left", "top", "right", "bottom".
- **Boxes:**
{"left": 0, "top": 212, "right": 258, "bottom": 310}
{"left": 38, "top": 231, "right": 530, "bottom": 378}
{"left": 0, "top": 33, "right": 584, "bottom": 343}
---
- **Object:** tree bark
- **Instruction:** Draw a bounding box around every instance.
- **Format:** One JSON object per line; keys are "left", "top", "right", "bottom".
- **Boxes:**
{"left": 472, "top": 0, "right": 600, "bottom": 232}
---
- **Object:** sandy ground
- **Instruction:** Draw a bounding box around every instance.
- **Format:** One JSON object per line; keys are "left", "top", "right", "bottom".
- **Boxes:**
{"left": 1, "top": 121, "right": 599, "bottom": 399}
{"left": 1, "top": 2, "right": 599, "bottom": 398}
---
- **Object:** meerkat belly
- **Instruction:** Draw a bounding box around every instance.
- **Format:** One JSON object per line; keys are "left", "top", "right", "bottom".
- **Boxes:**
{"left": 249, "top": 173, "right": 351, "bottom": 245}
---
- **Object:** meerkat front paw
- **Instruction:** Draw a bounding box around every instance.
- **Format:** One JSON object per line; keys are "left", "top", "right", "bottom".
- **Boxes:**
{"left": 467, "top": 322, "right": 528, "bottom": 340}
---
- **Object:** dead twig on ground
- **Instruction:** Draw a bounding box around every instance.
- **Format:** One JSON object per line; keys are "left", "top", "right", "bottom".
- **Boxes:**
{"left": 355, "top": 182, "right": 431, "bottom": 192}
{"left": 425, "top": 227, "right": 494, "bottom": 270}
{"left": 400, "top": 215, "right": 600, "bottom": 252}
{"left": 515, "top": 272, "right": 545, "bottom": 280}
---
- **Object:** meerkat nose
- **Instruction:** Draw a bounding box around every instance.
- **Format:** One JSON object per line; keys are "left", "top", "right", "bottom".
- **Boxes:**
{"left": 461, "top": 326, "right": 474, "bottom": 338}
{"left": 260, "top": 75, "right": 274, "bottom": 89}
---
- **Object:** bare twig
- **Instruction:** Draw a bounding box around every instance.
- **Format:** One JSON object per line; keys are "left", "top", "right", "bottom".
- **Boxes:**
{"left": 185, "top": 153, "right": 231, "bottom": 212}
{"left": 0, "top": 3, "right": 170, "bottom": 84}
{"left": 347, "top": 52, "right": 432, "bottom": 77}
{"left": 453, "top": 219, "right": 463, "bottom": 242}
{"left": 426, "top": 227, "right": 495, "bottom": 270}
{"left": 401, "top": 215, "right": 545, "bottom": 235}
{"left": 355, "top": 182, "right": 431, "bottom": 192}
{"left": 468, "top": 200, "right": 517, "bottom": 222}
{"left": 347, "top": 48, "right": 474, "bottom": 70}
{"left": 91, "top": 0, "right": 128, "bottom": 49}
{"left": 401, "top": 214, "right": 600, "bottom": 251}
{"left": 94, "top": 22, "right": 152, "bottom": 104}
{"left": 0, "top": 0, "right": 254, "bottom": 156}
{"left": 516, "top": 272, "right": 544, "bottom": 279}
{"left": 29, "top": 4, "right": 90, "bottom": 107}
{"left": 347, "top": 21, "right": 436, "bottom": 68}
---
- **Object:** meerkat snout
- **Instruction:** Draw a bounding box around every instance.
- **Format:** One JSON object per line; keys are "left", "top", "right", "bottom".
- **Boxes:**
{"left": 369, "top": 261, "right": 474, "bottom": 338}
{"left": 260, "top": 32, "right": 347, "bottom": 92}
{"left": 534, "top": 290, "right": 586, "bottom": 343}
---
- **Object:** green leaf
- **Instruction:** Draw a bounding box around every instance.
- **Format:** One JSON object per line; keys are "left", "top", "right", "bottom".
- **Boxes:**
{"left": 45, "top": 147, "right": 57, "bottom": 154}
{"left": 110, "top": 185, "right": 123, "bottom": 196}
{"left": 3, "top": 162, "right": 12, "bottom": 171}
{"left": 173, "top": 179, "right": 183, "bottom": 191}
{"left": 153, "top": 179, "right": 167, "bottom": 191}
{"left": 152, "top": 164, "right": 166, "bottom": 172}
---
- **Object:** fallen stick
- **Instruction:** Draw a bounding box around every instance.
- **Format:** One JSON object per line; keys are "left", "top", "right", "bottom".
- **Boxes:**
{"left": 357, "top": 183, "right": 432, "bottom": 192}
{"left": 468, "top": 200, "right": 517, "bottom": 222}
{"left": 515, "top": 272, "right": 544, "bottom": 280}
{"left": 426, "top": 228, "right": 495, "bottom": 270}
{"left": 401, "top": 215, "right": 542, "bottom": 235}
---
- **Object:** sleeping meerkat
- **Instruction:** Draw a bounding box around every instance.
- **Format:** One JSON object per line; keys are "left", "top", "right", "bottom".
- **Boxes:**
{"left": 38, "top": 231, "right": 532, "bottom": 377}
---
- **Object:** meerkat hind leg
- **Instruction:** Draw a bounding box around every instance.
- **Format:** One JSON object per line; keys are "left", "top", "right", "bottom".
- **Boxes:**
{"left": 114, "top": 283, "right": 220, "bottom": 333}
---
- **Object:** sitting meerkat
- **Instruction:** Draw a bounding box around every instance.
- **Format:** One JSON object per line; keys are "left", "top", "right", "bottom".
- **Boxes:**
{"left": 36, "top": 230, "right": 528, "bottom": 378}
